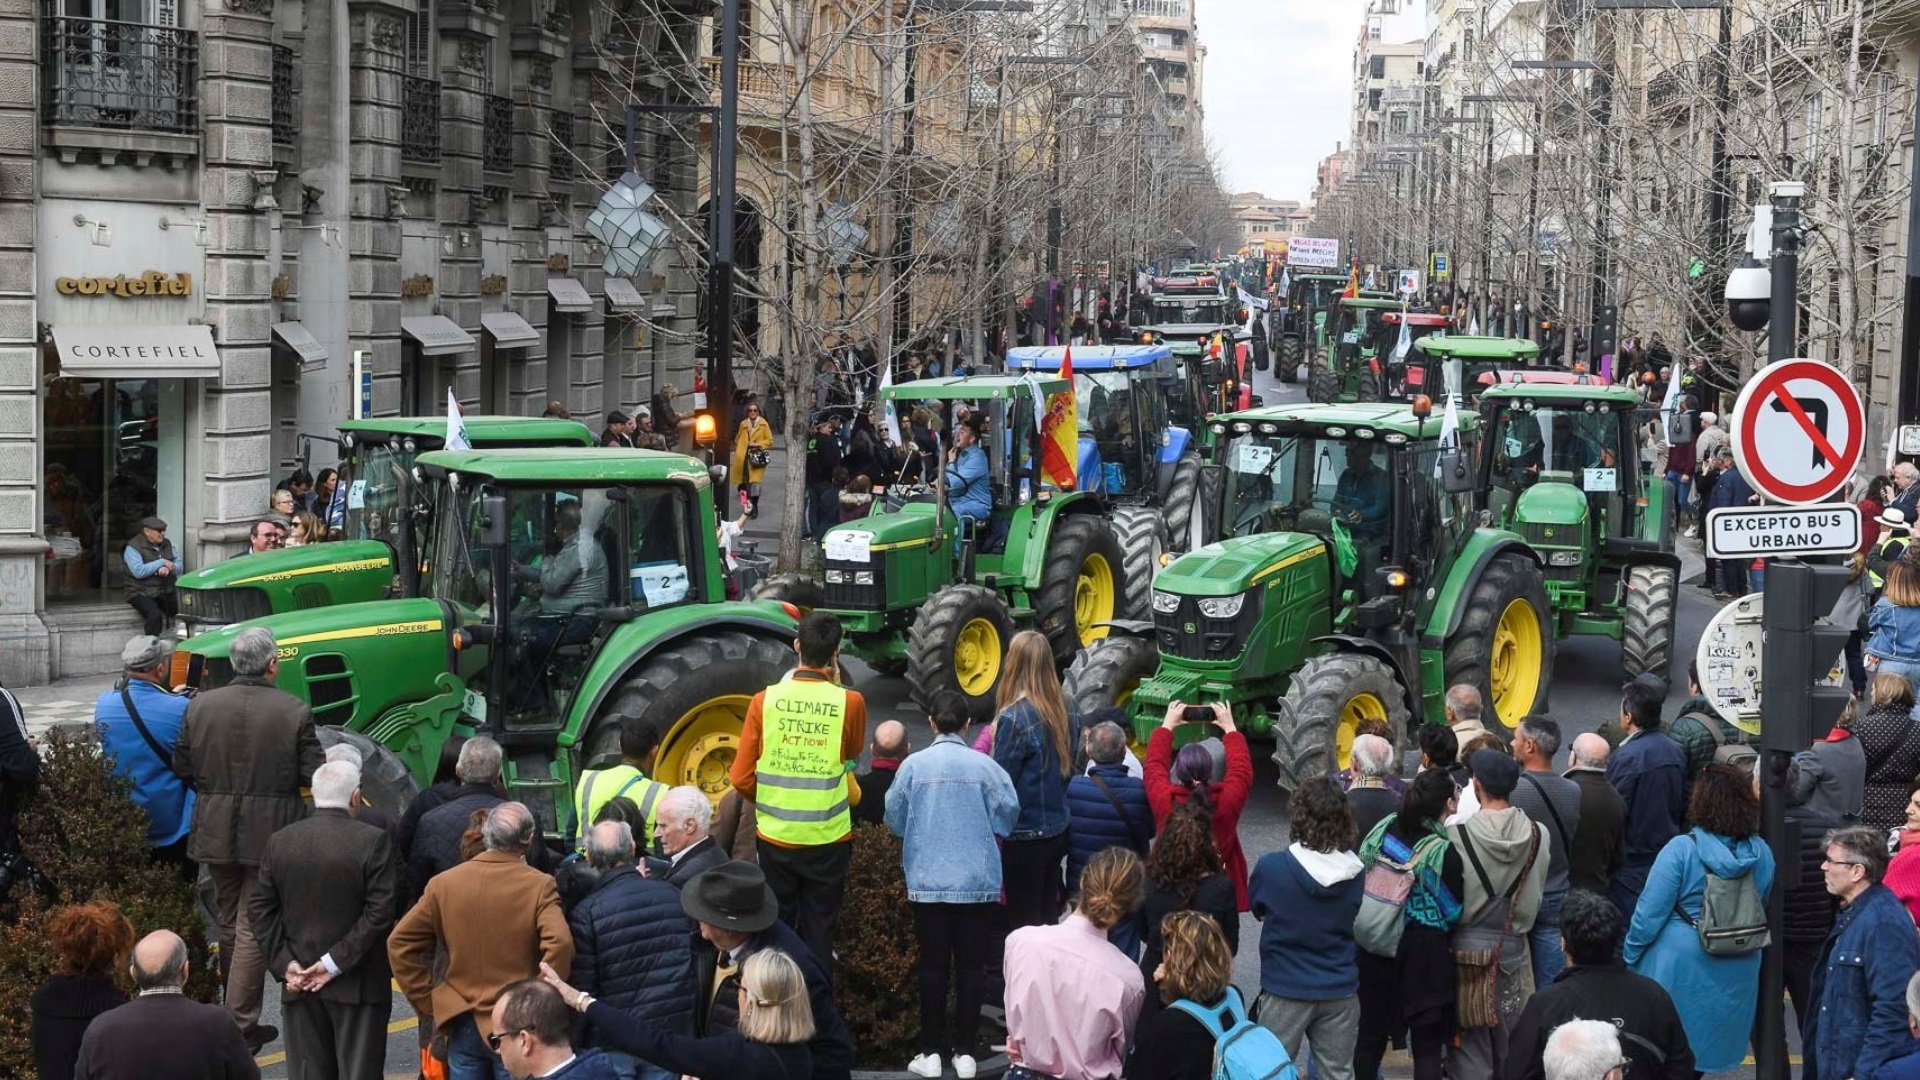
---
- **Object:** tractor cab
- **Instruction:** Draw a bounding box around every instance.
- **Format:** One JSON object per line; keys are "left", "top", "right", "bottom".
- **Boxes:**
{"left": 1007, "top": 345, "right": 1192, "bottom": 501}
{"left": 1308, "top": 297, "right": 1416, "bottom": 404}
{"left": 1137, "top": 274, "right": 1252, "bottom": 425}
{"left": 1398, "top": 336, "right": 1545, "bottom": 405}
{"left": 174, "top": 416, "right": 593, "bottom": 634}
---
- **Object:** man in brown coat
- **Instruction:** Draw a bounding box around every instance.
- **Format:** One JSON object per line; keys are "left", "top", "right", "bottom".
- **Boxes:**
{"left": 172, "top": 624, "right": 324, "bottom": 1051}
{"left": 389, "top": 801, "right": 574, "bottom": 1080}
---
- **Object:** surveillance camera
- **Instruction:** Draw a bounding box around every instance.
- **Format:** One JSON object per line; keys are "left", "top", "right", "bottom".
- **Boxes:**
{"left": 1725, "top": 261, "right": 1770, "bottom": 333}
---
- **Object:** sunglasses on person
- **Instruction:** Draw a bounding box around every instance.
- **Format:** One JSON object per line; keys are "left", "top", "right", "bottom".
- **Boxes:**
{"left": 485, "top": 1029, "right": 524, "bottom": 1051}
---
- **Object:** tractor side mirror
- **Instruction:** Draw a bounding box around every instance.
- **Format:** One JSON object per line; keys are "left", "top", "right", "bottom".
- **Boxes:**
{"left": 479, "top": 494, "right": 510, "bottom": 548}
{"left": 1437, "top": 451, "right": 1475, "bottom": 494}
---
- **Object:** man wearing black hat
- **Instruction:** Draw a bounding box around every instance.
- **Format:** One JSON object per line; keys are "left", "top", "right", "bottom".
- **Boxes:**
{"left": 681, "top": 862, "right": 855, "bottom": 1080}
{"left": 804, "top": 414, "right": 843, "bottom": 542}
{"left": 601, "top": 412, "right": 635, "bottom": 449}
{"left": 122, "top": 516, "right": 181, "bottom": 637}
{"left": 1447, "top": 748, "right": 1549, "bottom": 1080}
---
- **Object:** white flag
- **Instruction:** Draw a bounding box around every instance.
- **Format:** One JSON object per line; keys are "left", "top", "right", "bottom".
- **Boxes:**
{"left": 445, "top": 387, "right": 470, "bottom": 450}
{"left": 1658, "top": 360, "right": 1682, "bottom": 420}
{"left": 1434, "top": 392, "right": 1461, "bottom": 478}
{"left": 1468, "top": 311, "right": 1482, "bottom": 336}
{"left": 1391, "top": 304, "right": 1413, "bottom": 364}
{"left": 877, "top": 358, "right": 903, "bottom": 447}
{"left": 1278, "top": 267, "right": 1291, "bottom": 296}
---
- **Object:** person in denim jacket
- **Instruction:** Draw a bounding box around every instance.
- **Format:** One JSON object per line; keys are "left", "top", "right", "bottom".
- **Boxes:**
{"left": 991, "top": 631, "right": 1081, "bottom": 930}
{"left": 886, "top": 691, "right": 1020, "bottom": 1079}
{"left": 1803, "top": 825, "right": 1920, "bottom": 1080}
{"left": 1867, "top": 561, "right": 1920, "bottom": 685}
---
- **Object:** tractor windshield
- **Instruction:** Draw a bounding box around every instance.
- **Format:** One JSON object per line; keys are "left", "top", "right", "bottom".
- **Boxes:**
{"left": 1222, "top": 432, "right": 1392, "bottom": 548}
{"left": 1077, "top": 371, "right": 1164, "bottom": 495}
{"left": 1487, "top": 405, "right": 1626, "bottom": 491}
{"left": 1149, "top": 295, "right": 1233, "bottom": 326}
{"left": 340, "top": 439, "right": 418, "bottom": 546}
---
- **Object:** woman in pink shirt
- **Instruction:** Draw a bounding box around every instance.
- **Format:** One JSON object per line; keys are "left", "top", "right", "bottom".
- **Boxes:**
{"left": 1003, "top": 848, "right": 1147, "bottom": 1080}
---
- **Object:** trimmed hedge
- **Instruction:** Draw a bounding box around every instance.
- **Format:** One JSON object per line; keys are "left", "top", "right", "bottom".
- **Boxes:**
{"left": 832, "top": 823, "right": 920, "bottom": 1065}
{"left": 0, "top": 732, "right": 217, "bottom": 1075}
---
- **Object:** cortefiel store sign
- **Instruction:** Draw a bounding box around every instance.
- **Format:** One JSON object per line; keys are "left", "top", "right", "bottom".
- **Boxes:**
{"left": 55, "top": 271, "right": 194, "bottom": 298}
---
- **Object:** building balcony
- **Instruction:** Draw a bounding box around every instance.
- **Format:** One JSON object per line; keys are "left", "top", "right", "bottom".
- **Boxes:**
{"left": 483, "top": 93, "right": 514, "bottom": 174}
{"left": 401, "top": 75, "right": 442, "bottom": 165}
{"left": 271, "top": 43, "right": 297, "bottom": 148}
{"left": 1133, "top": 0, "right": 1189, "bottom": 19}
{"left": 42, "top": 14, "right": 199, "bottom": 164}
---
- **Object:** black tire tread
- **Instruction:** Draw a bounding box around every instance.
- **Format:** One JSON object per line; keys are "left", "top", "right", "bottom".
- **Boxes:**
{"left": 1621, "top": 564, "right": 1677, "bottom": 679}
{"left": 597, "top": 630, "right": 796, "bottom": 773}
{"left": 906, "top": 584, "right": 1016, "bottom": 725}
{"left": 1110, "top": 506, "right": 1168, "bottom": 621}
{"left": 1278, "top": 336, "right": 1302, "bottom": 383}
{"left": 1441, "top": 554, "right": 1554, "bottom": 734}
{"left": 1035, "top": 514, "right": 1128, "bottom": 666}
{"left": 752, "top": 572, "right": 822, "bottom": 611}
{"left": 1163, "top": 455, "right": 1202, "bottom": 544}
{"left": 1273, "top": 652, "right": 1412, "bottom": 794}
{"left": 1062, "top": 635, "right": 1162, "bottom": 719}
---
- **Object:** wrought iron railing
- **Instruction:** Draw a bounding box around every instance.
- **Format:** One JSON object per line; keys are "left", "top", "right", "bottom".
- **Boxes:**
{"left": 42, "top": 15, "right": 198, "bottom": 133}
{"left": 401, "top": 75, "right": 441, "bottom": 163}
{"left": 483, "top": 92, "right": 514, "bottom": 173}
{"left": 548, "top": 110, "right": 573, "bottom": 186}
{"left": 271, "top": 43, "right": 296, "bottom": 146}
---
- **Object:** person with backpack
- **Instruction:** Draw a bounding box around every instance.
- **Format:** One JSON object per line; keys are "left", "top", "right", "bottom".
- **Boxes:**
{"left": 1667, "top": 661, "right": 1757, "bottom": 808}
{"left": 1624, "top": 763, "right": 1776, "bottom": 1075}
{"left": 1353, "top": 770, "right": 1463, "bottom": 1080}
{"left": 1802, "top": 825, "right": 1920, "bottom": 1080}
{"left": 1796, "top": 695, "right": 1867, "bottom": 823}
{"left": 1858, "top": 675, "right": 1920, "bottom": 833}
{"left": 1447, "top": 750, "right": 1549, "bottom": 1080}
{"left": 1130, "top": 911, "right": 1293, "bottom": 1080}
{"left": 1249, "top": 777, "right": 1365, "bottom": 1080}
{"left": 1137, "top": 803, "right": 1239, "bottom": 1029}
{"left": 1509, "top": 717, "right": 1584, "bottom": 992}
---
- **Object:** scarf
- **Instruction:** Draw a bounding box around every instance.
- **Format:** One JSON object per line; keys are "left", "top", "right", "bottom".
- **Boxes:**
{"left": 1359, "top": 815, "right": 1462, "bottom": 929}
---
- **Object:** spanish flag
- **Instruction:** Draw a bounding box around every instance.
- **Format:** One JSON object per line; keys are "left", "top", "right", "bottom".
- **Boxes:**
{"left": 1041, "top": 344, "right": 1078, "bottom": 490}
{"left": 1342, "top": 263, "right": 1361, "bottom": 299}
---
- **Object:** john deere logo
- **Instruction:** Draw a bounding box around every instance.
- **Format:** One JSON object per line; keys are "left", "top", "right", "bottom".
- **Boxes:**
{"left": 1185, "top": 622, "right": 1197, "bottom": 634}
{"left": 1545, "top": 529, "right": 1556, "bottom": 538}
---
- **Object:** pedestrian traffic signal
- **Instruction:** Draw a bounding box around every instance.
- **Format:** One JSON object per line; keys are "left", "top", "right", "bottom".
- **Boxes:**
{"left": 1760, "top": 560, "right": 1854, "bottom": 753}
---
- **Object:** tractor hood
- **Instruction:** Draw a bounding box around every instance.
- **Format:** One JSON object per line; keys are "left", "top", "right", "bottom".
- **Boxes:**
{"left": 1513, "top": 479, "right": 1591, "bottom": 526}
{"left": 1156, "top": 533, "right": 1325, "bottom": 597}
{"left": 826, "top": 500, "right": 946, "bottom": 550}
{"left": 176, "top": 540, "right": 395, "bottom": 628}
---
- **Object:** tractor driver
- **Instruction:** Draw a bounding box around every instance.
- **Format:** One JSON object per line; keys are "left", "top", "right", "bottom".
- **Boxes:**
{"left": 946, "top": 414, "right": 993, "bottom": 531}
{"left": 1333, "top": 443, "right": 1391, "bottom": 543}
{"left": 513, "top": 500, "right": 607, "bottom": 646}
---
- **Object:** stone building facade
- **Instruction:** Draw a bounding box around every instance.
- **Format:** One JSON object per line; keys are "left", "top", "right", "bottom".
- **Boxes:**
{"left": 0, "top": 0, "right": 705, "bottom": 684}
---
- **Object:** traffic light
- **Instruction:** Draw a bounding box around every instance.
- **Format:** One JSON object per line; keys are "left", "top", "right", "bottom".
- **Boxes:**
{"left": 1761, "top": 560, "right": 1855, "bottom": 753}
{"left": 1593, "top": 305, "right": 1619, "bottom": 360}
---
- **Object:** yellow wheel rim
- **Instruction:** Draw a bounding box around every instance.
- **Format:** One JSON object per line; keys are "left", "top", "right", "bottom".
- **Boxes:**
{"left": 658, "top": 694, "right": 752, "bottom": 805}
{"left": 1337, "top": 692, "right": 1387, "bottom": 771}
{"left": 1074, "top": 552, "right": 1117, "bottom": 646}
{"left": 954, "top": 618, "right": 1003, "bottom": 697}
{"left": 1489, "top": 598, "right": 1545, "bottom": 728}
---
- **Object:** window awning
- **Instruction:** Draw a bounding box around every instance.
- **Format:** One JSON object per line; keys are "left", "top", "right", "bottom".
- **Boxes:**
{"left": 271, "top": 321, "right": 328, "bottom": 367}
{"left": 547, "top": 277, "right": 594, "bottom": 314}
{"left": 50, "top": 324, "right": 219, "bottom": 379}
{"left": 401, "top": 316, "right": 477, "bottom": 356}
{"left": 481, "top": 312, "right": 540, "bottom": 349}
{"left": 604, "top": 277, "right": 645, "bottom": 312}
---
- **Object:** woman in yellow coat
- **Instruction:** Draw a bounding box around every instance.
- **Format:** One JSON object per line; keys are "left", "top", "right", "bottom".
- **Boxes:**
{"left": 729, "top": 399, "right": 775, "bottom": 517}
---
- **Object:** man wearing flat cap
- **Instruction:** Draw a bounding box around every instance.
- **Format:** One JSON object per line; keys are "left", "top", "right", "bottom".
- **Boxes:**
{"left": 123, "top": 516, "right": 180, "bottom": 637}
{"left": 94, "top": 635, "right": 195, "bottom": 878}
{"left": 680, "top": 862, "right": 855, "bottom": 1080}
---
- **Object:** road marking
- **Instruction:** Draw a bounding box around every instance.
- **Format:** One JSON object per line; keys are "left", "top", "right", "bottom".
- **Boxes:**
{"left": 254, "top": 1016, "right": 419, "bottom": 1067}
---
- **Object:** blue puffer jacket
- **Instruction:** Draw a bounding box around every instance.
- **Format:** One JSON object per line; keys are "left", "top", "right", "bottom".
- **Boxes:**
{"left": 1065, "top": 763, "right": 1154, "bottom": 891}
{"left": 1804, "top": 882, "right": 1920, "bottom": 1080}
{"left": 992, "top": 700, "right": 1080, "bottom": 840}
{"left": 569, "top": 867, "right": 697, "bottom": 1044}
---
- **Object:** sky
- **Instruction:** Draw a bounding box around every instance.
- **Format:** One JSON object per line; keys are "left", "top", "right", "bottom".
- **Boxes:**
{"left": 1199, "top": 0, "right": 1418, "bottom": 205}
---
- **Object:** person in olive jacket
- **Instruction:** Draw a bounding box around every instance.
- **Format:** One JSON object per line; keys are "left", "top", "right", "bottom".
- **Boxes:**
{"left": 172, "top": 625, "right": 324, "bottom": 1052}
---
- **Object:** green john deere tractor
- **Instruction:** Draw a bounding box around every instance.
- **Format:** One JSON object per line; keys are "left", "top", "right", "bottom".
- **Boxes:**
{"left": 1134, "top": 273, "right": 1252, "bottom": 425}
{"left": 174, "top": 447, "right": 800, "bottom": 837}
{"left": 1273, "top": 273, "right": 1350, "bottom": 384}
{"left": 1478, "top": 383, "right": 1679, "bottom": 679}
{"left": 174, "top": 416, "right": 594, "bottom": 635}
{"left": 1064, "top": 400, "right": 1554, "bottom": 790}
{"left": 1307, "top": 296, "right": 1425, "bottom": 404}
{"left": 758, "top": 375, "right": 1124, "bottom": 723}
{"left": 1392, "top": 335, "right": 1547, "bottom": 405}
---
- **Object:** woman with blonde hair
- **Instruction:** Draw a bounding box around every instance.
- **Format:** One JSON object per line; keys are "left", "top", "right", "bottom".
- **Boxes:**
{"left": 541, "top": 948, "right": 814, "bottom": 1080}
{"left": 991, "top": 629, "right": 1079, "bottom": 929}
{"left": 285, "top": 511, "right": 325, "bottom": 547}
{"left": 1131, "top": 910, "right": 1252, "bottom": 1080}
{"left": 1866, "top": 559, "right": 1920, "bottom": 684}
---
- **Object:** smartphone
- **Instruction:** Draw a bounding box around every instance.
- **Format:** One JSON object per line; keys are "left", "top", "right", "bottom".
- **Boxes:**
{"left": 1184, "top": 704, "right": 1216, "bottom": 725}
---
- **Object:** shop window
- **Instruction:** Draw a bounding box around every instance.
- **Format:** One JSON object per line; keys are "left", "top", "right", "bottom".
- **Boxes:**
{"left": 43, "top": 366, "right": 176, "bottom": 601}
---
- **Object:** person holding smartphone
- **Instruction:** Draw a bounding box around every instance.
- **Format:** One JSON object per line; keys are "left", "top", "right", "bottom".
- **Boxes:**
{"left": 1142, "top": 701, "right": 1255, "bottom": 911}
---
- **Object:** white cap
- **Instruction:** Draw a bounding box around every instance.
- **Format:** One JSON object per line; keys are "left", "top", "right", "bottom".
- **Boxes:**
{"left": 1700, "top": 412, "right": 1718, "bottom": 426}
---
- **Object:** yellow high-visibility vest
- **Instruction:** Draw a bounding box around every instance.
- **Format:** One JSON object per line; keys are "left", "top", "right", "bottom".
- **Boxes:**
{"left": 574, "top": 764, "right": 668, "bottom": 848}
{"left": 754, "top": 674, "right": 853, "bottom": 845}
{"left": 1869, "top": 536, "right": 1905, "bottom": 592}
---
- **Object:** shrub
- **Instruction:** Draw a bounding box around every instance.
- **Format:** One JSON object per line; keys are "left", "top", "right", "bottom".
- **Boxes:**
{"left": 832, "top": 822, "right": 918, "bottom": 1065}
{"left": 0, "top": 732, "right": 216, "bottom": 1075}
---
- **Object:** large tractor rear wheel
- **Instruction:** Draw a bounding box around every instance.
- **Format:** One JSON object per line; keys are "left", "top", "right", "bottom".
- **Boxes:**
{"left": 752, "top": 572, "right": 822, "bottom": 611}
{"left": 598, "top": 630, "right": 796, "bottom": 804}
{"left": 1444, "top": 555, "right": 1553, "bottom": 734}
{"left": 1163, "top": 454, "right": 1202, "bottom": 545}
{"left": 1307, "top": 351, "right": 1339, "bottom": 404}
{"left": 1278, "top": 336, "right": 1302, "bottom": 383}
{"left": 1110, "top": 506, "right": 1168, "bottom": 621}
{"left": 1273, "top": 652, "right": 1411, "bottom": 794}
{"left": 1036, "top": 514, "right": 1127, "bottom": 666}
{"left": 1063, "top": 634, "right": 1162, "bottom": 718}
{"left": 908, "top": 584, "right": 1017, "bottom": 725}
{"left": 1620, "top": 564, "right": 1677, "bottom": 680}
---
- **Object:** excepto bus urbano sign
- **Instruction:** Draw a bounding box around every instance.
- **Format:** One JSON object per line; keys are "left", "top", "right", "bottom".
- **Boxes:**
{"left": 56, "top": 271, "right": 193, "bottom": 298}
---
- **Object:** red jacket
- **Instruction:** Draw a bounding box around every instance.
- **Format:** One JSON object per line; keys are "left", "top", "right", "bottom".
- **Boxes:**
{"left": 1144, "top": 728, "right": 1255, "bottom": 910}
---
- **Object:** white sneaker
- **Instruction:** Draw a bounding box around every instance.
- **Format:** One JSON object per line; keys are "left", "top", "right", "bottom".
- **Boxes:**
{"left": 908, "top": 1053, "right": 943, "bottom": 1078}
{"left": 953, "top": 1054, "right": 978, "bottom": 1079}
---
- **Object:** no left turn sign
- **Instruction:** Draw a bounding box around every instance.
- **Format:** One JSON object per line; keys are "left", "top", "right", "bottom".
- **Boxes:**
{"left": 1729, "top": 358, "right": 1865, "bottom": 506}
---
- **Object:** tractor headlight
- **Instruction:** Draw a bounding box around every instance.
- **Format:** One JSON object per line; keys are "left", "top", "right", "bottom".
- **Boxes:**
{"left": 826, "top": 569, "right": 847, "bottom": 583}
{"left": 1548, "top": 551, "right": 1582, "bottom": 567}
{"left": 1151, "top": 590, "right": 1182, "bottom": 614}
{"left": 1196, "top": 593, "right": 1246, "bottom": 619}
{"left": 1231, "top": 422, "right": 1252, "bottom": 434}
{"left": 854, "top": 571, "right": 875, "bottom": 585}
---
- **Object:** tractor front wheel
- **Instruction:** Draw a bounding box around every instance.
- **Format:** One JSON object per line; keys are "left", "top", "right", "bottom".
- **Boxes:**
{"left": 1036, "top": 514, "right": 1126, "bottom": 666}
{"left": 908, "top": 584, "right": 1017, "bottom": 725}
{"left": 598, "top": 630, "right": 796, "bottom": 804}
{"left": 1273, "top": 652, "right": 1411, "bottom": 794}
{"left": 1307, "top": 351, "right": 1339, "bottom": 404}
{"left": 1444, "top": 554, "right": 1554, "bottom": 733}
{"left": 1278, "top": 336, "right": 1302, "bottom": 383}
{"left": 1163, "top": 454, "right": 1202, "bottom": 546}
{"left": 752, "top": 572, "right": 822, "bottom": 611}
{"left": 1063, "top": 634, "right": 1162, "bottom": 719}
{"left": 1110, "top": 506, "right": 1168, "bottom": 620}
{"left": 1621, "top": 564, "right": 1677, "bottom": 680}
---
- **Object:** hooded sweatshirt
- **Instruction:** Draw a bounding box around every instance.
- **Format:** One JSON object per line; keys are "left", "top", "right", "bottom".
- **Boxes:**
{"left": 1449, "top": 804, "right": 1550, "bottom": 933}
{"left": 1249, "top": 842, "right": 1365, "bottom": 1000}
